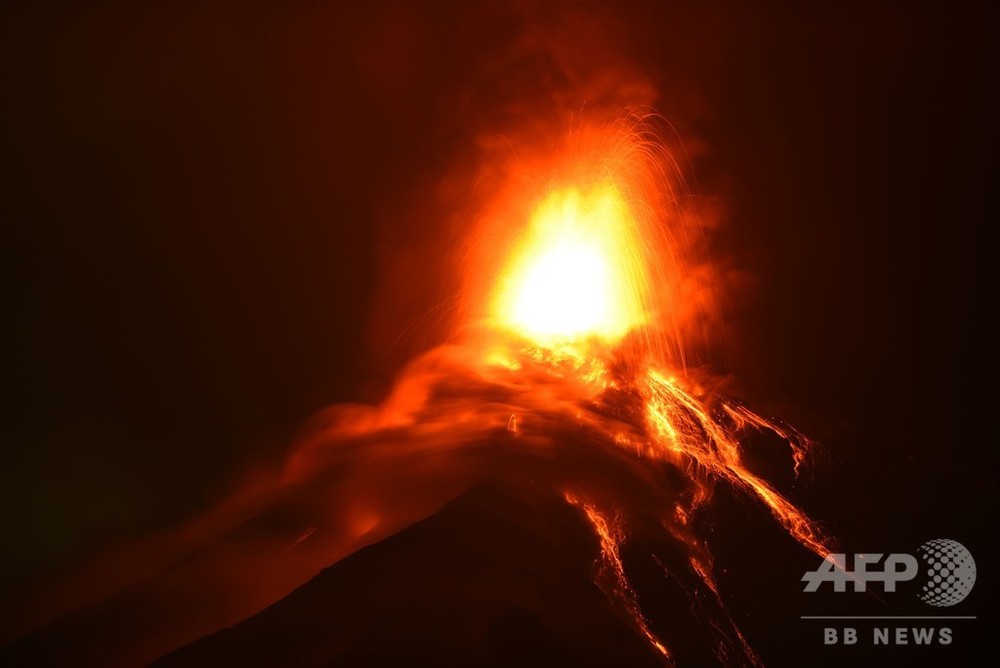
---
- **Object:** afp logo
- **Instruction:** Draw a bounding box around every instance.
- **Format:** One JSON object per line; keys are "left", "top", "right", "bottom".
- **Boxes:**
{"left": 802, "top": 539, "right": 976, "bottom": 607}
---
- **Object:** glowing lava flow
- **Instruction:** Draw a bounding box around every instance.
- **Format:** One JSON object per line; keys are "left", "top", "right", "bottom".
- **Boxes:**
{"left": 565, "top": 493, "right": 671, "bottom": 659}
{"left": 642, "top": 370, "right": 830, "bottom": 558}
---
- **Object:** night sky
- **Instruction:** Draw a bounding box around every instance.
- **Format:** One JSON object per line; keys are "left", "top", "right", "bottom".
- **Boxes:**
{"left": 3, "top": 0, "right": 996, "bottom": 654}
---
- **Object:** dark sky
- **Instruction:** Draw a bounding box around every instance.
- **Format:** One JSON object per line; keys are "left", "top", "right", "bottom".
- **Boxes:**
{"left": 3, "top": 0, "right": 997, "bottom": 615}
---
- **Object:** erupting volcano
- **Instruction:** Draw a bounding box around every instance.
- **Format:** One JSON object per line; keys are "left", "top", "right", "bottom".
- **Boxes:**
{"left": 436, "top": 115, "right": 835, "bottom": 663}
{"left": 3, "top": 116, "right": 836, "bottom": 667}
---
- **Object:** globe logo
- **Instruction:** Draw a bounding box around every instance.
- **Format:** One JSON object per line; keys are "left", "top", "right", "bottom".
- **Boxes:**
{"left": 917, "top": 539, "right": 976, "bottom": 606}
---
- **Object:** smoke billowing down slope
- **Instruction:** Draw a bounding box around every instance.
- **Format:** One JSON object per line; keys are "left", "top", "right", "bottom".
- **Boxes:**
{"left": 2, "top": 1, "right": 994, "bottom": 667}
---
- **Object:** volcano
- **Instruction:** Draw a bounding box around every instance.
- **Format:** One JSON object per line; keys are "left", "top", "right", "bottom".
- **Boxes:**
{"left": 1, "top": 115, "right": 842, "bottom": 667}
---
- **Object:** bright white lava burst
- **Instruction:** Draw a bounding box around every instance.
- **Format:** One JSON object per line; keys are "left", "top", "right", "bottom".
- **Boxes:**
{"left": 492, "top": 185, "right": 648, "bottom": 343}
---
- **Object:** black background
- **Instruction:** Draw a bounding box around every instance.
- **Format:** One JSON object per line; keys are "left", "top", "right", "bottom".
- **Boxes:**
{"left": 2, "top": 0, "right": 996, "bottom": 663}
